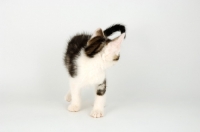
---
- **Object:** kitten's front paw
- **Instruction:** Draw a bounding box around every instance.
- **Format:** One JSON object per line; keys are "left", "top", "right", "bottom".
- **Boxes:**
{"left": 68, "top": 104, "right": 80, "bottom": 112}
{"left": 90, "top": 109, "right": 104, "bottom": 118}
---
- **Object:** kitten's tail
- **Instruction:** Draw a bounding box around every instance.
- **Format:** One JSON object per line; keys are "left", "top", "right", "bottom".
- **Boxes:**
{"left": 103, "top": 24, "right": 126, "bottom": 37}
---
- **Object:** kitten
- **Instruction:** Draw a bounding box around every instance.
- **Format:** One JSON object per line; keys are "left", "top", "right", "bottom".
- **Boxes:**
{"left": 64, "top": 24, "right": 126, "bottom": 118}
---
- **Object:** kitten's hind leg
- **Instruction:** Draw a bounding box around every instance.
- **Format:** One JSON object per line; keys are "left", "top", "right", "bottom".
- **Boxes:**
{"left": 90, "top": 80, "right": 106, "bottom": 118}
{"left": 65, "top": 90, "right": 71, "bottom": 102}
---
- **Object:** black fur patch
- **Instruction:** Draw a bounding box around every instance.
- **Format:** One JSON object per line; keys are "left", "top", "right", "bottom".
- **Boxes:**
{"left": 85, "top": 36, "right": 106, "bottom": 57}
{"left": 64, "top": 33, "right": 91, "bottom": 77}
{"left": 97, "top": 80, "right": 106, "bottom": 96}
{"left": 103, "top": 24, "right": 126, "bottom": 37}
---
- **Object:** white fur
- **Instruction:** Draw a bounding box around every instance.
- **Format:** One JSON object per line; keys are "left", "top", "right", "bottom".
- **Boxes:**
{"left": 90, "top": 95, "right": 105, "bottom": 118}
{"left": 66, "top": 33, "right": 125, "bottom": 118}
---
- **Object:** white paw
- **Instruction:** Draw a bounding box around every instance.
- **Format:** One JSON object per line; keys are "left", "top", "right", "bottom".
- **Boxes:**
{"left": 65, "top": 93, "right": 71, "bottom": 102}
{"left": 68, "top": 104, "right": 80, "bottom": 112}
{"left": 90, "top": 109, "right": 104, "bottom": 118}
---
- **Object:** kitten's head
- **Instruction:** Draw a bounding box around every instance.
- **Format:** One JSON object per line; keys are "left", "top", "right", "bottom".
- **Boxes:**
{"left": 85, "top": 28, "right": 125, "bottom": 65}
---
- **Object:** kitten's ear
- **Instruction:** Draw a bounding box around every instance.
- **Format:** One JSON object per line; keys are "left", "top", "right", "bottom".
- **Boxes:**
{"left": 85, "top": 28, "right": 106, "bottom": 57}
{"left": 87, "top": 28, "right": 105, "bottom": 46}
{"left": 91, "top": 28, "right": 105, "bottom": 38}
{"left": 106, "top": 33, "right": 125, "bottom": 54}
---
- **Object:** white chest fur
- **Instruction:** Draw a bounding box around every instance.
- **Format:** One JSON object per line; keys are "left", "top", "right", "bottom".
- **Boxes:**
{"left": 73, "top": 50, "right": 106, "bottom": 86}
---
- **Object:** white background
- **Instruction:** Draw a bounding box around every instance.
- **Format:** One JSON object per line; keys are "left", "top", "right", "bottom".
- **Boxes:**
{"left": 0, "top": 0, "right": 200, "bottom": 132}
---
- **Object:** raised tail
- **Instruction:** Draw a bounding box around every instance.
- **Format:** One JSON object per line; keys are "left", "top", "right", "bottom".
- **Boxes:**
{"left": 103, "top": 24, "right": 126, "bottom": 37}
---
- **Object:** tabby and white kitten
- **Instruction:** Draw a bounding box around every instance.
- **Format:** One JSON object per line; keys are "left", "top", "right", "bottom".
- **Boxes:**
{"left": 64, "top": 24, "right": 126, "bottom": 118}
